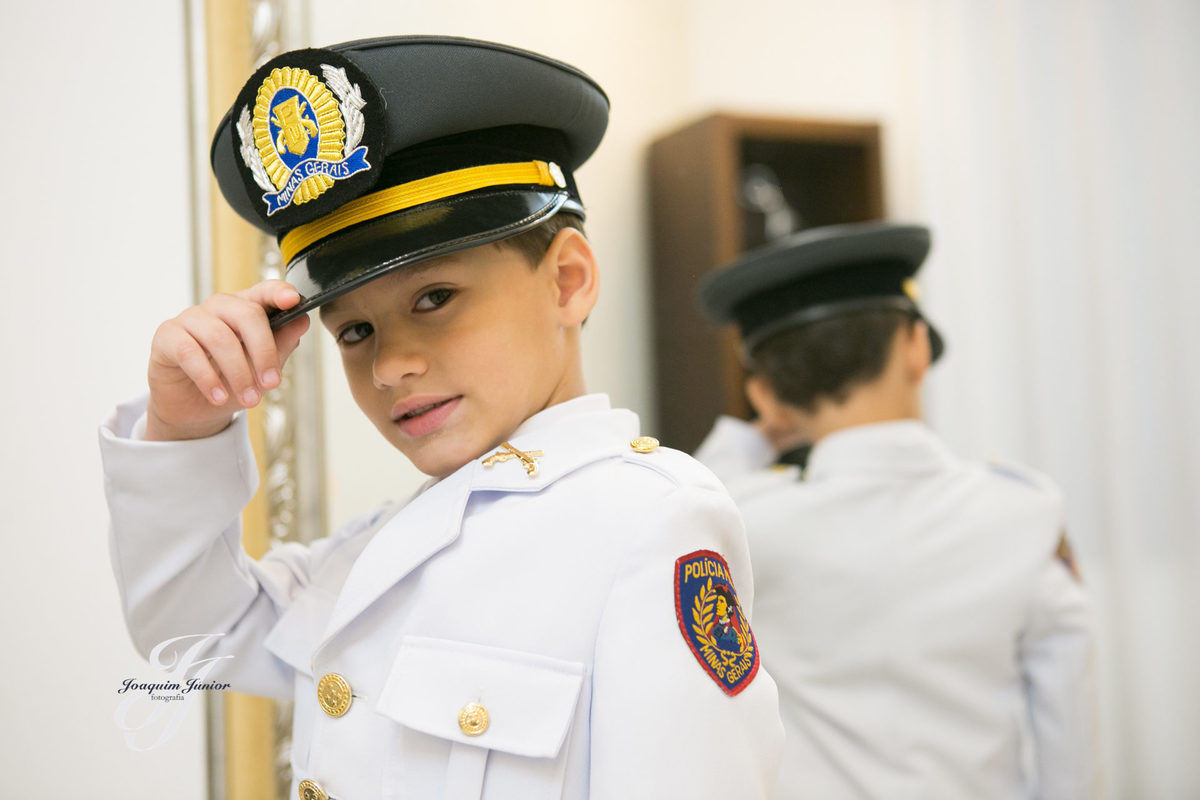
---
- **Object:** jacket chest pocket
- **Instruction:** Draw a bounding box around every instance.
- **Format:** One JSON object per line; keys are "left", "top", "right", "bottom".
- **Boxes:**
{"left": 377, "top": 636, "right": 587, "bottom": 800}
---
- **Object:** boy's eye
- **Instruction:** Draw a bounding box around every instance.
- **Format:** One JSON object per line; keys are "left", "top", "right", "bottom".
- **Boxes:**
{"left": 337, "top": 322, "right": 373, "bottom": 345}
{"left": 414, "top": 287, "right": 455, "bottom": 312}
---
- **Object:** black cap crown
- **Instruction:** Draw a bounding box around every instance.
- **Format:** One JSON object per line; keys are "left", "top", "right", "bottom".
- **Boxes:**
{"left": 698, "top": 221, "right": 945, "bottom": 360}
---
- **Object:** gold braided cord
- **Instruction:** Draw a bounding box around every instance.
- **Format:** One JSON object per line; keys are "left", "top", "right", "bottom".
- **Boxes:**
{"left": 280, "top": 160, "right": 558, "bottom": 263}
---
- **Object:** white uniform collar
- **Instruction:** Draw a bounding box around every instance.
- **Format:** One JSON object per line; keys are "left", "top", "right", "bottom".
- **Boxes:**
{"left": 473, "top": 393, "right": 640, "bottom": 492}
{"left": 412, "top": 394, "right": 627, "bottom": 495}
{"left": 508, "top": 392, "right": 613, "bottom": 439}
{"left": 805, "top": 419, "right": 957, "bottom": 481}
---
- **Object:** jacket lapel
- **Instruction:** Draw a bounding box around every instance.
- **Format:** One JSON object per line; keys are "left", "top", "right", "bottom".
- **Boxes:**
{"left": 315, "top": 461, "right": 477, "bottom": 649}
{"left": 313, "top": 399, "right": 640, "bottom": 651}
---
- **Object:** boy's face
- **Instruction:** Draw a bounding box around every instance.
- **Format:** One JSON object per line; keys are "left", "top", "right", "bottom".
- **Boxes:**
{"left": 319, "top": 240, "right": 581, "bottom": 478}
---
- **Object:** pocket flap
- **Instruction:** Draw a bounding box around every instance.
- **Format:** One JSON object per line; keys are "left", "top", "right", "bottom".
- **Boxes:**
{"left": 377, "top": 636, "right": 586, "bottom": 759}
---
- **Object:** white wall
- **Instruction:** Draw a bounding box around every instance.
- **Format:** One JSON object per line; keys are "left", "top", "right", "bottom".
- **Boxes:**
{"left": 0, "top": 1, "right": 207, "bottom": 796}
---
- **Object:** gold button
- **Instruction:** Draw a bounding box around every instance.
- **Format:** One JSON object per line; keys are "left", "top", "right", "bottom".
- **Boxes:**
{"left": 630, "top": 436, "right": 660, "bottom": 453}
{"left": 298, "top": 779, "right": 328, "bottom": 800}
{"left": 458, "top": 702, "right": 489, "bottom": 736}
{"left": 316, "top": 673, "right": 352, "bottom": 717}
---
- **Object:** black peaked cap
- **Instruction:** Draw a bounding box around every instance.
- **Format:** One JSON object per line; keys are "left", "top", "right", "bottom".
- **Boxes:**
{"left": 699, "top": 221, "right": 945, "bottom": 360}
{"left": 210, "top": 35, "right": 610, "bottom": 327}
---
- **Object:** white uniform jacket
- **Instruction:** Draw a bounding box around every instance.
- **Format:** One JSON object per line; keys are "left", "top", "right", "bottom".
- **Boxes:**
{"left": 101, "top": 396, "right": 783, "bottom": 800}
{"left": 696, "top": 417, "right": 1099, "bottom": 800}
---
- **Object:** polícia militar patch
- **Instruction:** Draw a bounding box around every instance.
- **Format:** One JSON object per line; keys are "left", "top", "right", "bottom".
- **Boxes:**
{"left": 675, "top": 550, "right": 759, "bottom": 695}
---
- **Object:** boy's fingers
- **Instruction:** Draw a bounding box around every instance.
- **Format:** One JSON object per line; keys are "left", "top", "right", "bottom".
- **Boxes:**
{"left": 156, "top": 283, "right": 309, "bottom": 408}
{"left": 154, "top": 322, "right": 230, "bottom": 405}
{"left": 200, "top": 291, "right": 303, "bottom": 392}
{"left": 236, "top": 280, "right": 302, "bottom": 312}
{"left": 177, "top": 307, "right": 261, "bottom": 407}
{"left": 206, "top": 294, "right": 282, "bottom": 390}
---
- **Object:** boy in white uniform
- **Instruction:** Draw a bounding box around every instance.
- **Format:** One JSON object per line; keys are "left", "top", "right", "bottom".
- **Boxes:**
{"left": 696, "top": 222, "right": 1099, "bottom": 799}
{"left": 100, "top": 36, "right": 782, "bottom": 799}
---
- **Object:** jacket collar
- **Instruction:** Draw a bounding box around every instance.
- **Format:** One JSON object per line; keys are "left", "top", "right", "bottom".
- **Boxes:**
{"left": 472, "top": 394, "right": 638, "bottom": 493}
{"left": 805, "top": 419, "right": 958, "bottom": 482}
{"left": 316, "top": 394, "right": 638, "bottom": 650}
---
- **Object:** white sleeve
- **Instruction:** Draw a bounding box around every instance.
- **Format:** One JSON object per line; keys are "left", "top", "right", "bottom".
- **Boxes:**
{"left": 1019, "top": 553, "right": 1103, "bottom": 800}
{"left": 100, "top": 397, "right": 335, "bottom": 698}
{"left": 692, "top": 416, "right": 776, "bottom": 486}
{"left": 588, "top": 483, "right": 784, "bottom": 798}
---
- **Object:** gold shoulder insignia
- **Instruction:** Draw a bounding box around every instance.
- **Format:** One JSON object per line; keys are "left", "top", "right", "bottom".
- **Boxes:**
{"left": 481, "top": 442, "right": 543, "bottom": 477}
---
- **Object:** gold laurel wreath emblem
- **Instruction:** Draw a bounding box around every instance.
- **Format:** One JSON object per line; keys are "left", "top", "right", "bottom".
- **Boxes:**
{"left": 690, "top": 577, "right": 754, "bottom": 676}
{"left": 252, "top": 66, "right": 346, "bottom": 206}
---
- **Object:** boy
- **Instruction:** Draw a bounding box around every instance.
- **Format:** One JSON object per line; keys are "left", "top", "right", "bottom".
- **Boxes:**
{"left": 100, "top": 36, "right": 782, "bottom": 799}
{"left": 695, "top": 221, "right": 1099, "bottom": 798}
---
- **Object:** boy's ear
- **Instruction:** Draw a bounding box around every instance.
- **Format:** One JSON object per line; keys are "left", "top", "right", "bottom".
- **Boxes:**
{"left": 542, "top": 227, "right": 599, "bottom": 325}
{"left": 902, "top": 319, "right": 933, "bottom": 382}
{"left": 745, "top": 373, "right": 812, "bottom": 452}
{"left": 744, "top": 373, "right": 777, "bottom": 420}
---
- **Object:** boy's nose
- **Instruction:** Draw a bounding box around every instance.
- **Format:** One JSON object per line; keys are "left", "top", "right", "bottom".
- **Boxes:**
{"left": 371, "top": 337, "right": 427, "bottom": 388}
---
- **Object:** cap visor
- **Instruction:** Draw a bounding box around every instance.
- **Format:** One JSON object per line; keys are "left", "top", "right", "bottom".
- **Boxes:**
{"left": 268, "top": 188, "right": 568, "bottom": 328}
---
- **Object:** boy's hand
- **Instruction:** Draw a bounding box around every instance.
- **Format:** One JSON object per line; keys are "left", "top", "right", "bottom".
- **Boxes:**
{"left": 145, "top": 280, "right": 311, "bottom": 441}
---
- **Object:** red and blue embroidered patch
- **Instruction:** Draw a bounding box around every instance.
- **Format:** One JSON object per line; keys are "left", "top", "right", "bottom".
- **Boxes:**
{"left": 674, "top": 550, "right": 759, "bottom": 695}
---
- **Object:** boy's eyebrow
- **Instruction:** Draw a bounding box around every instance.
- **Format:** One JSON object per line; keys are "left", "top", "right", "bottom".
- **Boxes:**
{"left": 399, "top": 257, "right": 455, "bottom": 282}
{"left": 317, "top": 258, "right": 460, "bottom": 319}
{"left": 318, "top": 297, "right": 345, "bottom": 319}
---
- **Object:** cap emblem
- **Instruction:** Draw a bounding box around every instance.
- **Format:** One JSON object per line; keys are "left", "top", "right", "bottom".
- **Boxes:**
{"left": 237, "top": 63, "right": 372, "bottom": 216}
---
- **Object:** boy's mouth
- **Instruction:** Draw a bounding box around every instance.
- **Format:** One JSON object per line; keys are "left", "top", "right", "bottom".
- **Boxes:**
{"left": 399, "top": 399, "right": 452, "bottom": 420}
{"left": 391, "top": 395, "right": 462, "bottom": 438}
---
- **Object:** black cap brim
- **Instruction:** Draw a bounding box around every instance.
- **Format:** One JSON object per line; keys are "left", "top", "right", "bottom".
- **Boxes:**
{"left": 269, "top": 187, "right": 569, "bottom": 328}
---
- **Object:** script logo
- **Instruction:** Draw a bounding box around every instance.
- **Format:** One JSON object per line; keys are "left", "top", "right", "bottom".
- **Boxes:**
{"left": 113, "top": 633, "right": 233, "bottom": 751}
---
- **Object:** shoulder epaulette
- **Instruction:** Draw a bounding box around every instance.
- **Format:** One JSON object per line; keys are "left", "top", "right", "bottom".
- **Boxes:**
{"left": 621, "top": 436, "right": 725, "bottom": 493}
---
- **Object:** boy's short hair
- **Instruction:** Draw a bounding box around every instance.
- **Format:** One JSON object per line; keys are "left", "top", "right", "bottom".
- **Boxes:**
{"left": 749, "top": 310, "right": 916, "bottom": 412}
{"left": 500, "top": 212, "right": 587, "bottom": 267}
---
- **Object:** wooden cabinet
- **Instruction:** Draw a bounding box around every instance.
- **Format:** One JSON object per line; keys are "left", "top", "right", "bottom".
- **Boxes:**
{"left": 647, "top": 113, "right": 886, "bottom": 452}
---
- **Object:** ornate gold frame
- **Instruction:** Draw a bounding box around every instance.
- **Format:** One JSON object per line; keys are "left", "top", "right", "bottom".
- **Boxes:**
{"left": 187, "top": 1, "right": 317, "bottom": 797}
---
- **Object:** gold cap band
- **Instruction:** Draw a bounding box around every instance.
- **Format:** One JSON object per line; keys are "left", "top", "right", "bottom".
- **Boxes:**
{"left": 279, "top": 160, "right": 562, "bottom": 265}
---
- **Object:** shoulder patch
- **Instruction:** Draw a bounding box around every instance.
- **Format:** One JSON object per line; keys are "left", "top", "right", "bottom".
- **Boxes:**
{"left": 674, "top": 550, "right": 759, "bottom": 695}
